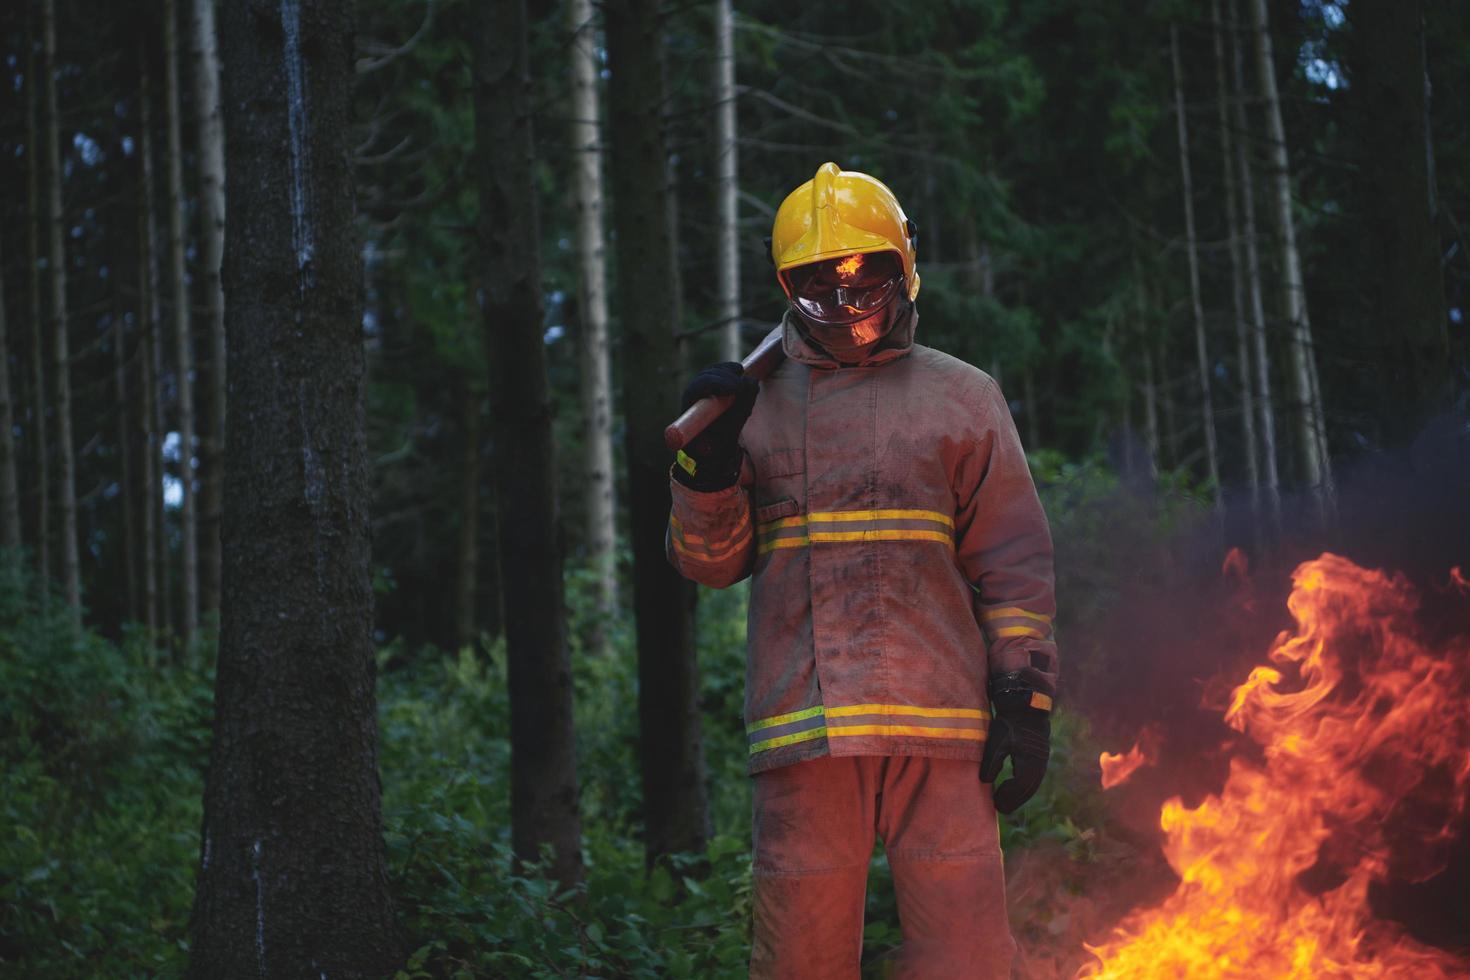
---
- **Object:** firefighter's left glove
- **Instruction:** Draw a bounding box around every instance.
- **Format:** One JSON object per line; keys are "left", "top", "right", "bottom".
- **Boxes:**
{"left": 672, "top": 361, "right": 758, "bottom": 492}
{"left": 979, "top": 673, "right": 1052, "bottom": 815}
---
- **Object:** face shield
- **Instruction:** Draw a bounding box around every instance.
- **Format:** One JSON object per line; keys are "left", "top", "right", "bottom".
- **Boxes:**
{"left": 781, "top": 251, "right": 905, "bottom": 355}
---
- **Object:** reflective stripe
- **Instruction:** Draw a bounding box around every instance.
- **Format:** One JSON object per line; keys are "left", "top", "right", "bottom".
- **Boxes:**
{"left": 670, "top": 510, "right": 752, "bottom": 563}
{"left": 746, "top": 702, "right": 990, "bottom": 755}
{"left": 993, "top": 625, "right": 1048, "bottom": 640}
{"left": 828, "top": 725, "right": 985, "bottom": 741}
{"left": 808, "top": 508, "right": 954, "bottom": 528}
{"left": 980, "top": 606, "right": 1052, "bottom": 625}
{"left": 1029, "top": 692, "right": 1054, "bottom": 712}
{"left": 746, "top": 704, "right": 825, "bottom": 733}
{"left": 756, "top": 508, "right": 955, "bottom": 555}
{"left": 826, "top": 704, "right": 987, "bottom": 720}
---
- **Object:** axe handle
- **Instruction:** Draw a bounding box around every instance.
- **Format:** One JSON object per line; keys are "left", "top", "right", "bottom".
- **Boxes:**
{"left": 664, "top": 324, "right": 786, "bottom": 452}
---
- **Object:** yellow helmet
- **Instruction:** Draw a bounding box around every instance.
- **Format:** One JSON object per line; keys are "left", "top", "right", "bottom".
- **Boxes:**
{"left": 770, "top": 162, "right": 920, "bottom": 303}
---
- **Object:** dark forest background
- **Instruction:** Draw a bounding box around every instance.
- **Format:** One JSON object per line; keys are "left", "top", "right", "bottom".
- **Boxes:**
{"left": 1, "top": 0, "right": 1466, "bottom": 975}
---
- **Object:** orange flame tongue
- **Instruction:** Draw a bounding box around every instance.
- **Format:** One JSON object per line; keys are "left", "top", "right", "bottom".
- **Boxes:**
{"left": 1080, "top": 554, "right": 1470, "bottom": 979}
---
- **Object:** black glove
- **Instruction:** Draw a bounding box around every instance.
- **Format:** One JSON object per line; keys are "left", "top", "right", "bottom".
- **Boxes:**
{"left": 979, "top": 672, "right": 1052, "bottom": 815}
{"left": 672, "top": 361, "right": 759, "bottom": 491}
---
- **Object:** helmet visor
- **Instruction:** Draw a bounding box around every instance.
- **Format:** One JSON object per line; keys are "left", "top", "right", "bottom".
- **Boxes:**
{"left": 783, "top": 251, "right": 903, "bottom": 325}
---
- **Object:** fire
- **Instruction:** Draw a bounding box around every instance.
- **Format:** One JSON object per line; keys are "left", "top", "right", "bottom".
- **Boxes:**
{"left": 1080, "top": 554, "right": 1470, "bottom": 978}
{"left": 834, "top": 253, "right": 864, "bottom": 278}
{"left": 1099, "top": 741, "right": 1151, "bottom": 790}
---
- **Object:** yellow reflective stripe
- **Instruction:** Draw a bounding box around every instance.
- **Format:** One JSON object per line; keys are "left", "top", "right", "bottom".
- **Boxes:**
{"left": 757, "top": 536, "right": 810, "bottom": 554}
{"left": 808, "top": 529, "right": 953, "bottom": 546}
{"left": 826, "top": 704, "right": 988, "bottom": 720}
{"left": 749, "top": 726, "right": 827, "bottom": 755}
{"left": 993, "top": 625, "right": 1048, "bottom": 640}
{"left": 1029, "top": 692, "right": 1054, "bottom": 712}
{"left": 757, "top": 515, "right": 808, "bottom": 532}
{"left": 828, "top": 725, "right": 986, "bottom": 741}
{"left": 746, "top": 704, "right": 825, "bottom": 733}
{"left": 670, "top": 524, "right": 752, "bottom": 563}
{"left": 980, "top": 606, "right": 1053, "bottom": 625}
{"left": 809, "top": 508, "right": 954, "bottom": 528}
{"left": 671, "top": 508, "right": 750, "bottom": 549}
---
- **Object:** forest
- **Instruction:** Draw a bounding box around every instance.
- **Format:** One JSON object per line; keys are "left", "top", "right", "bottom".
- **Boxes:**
{"left": 1, "top": 0, "right": 1467, "bottom": 976}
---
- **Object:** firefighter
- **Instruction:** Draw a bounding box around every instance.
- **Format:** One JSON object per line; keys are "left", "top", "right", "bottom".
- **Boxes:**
{"left": 666, "top": 162, "right": 1057, "bottom": 978}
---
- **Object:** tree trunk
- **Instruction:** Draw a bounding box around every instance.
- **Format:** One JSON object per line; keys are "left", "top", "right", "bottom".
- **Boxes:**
{"left": 475, "top": 0, "right": 584, "bottom": 889}
{"left": 714, "top": 0, "right": 740, "bottom": 362}
{"left": 1350, "top": 0, "right": 1451, "bottom": 445}
{"left": 1171, "top": 25, "right": 1222, "bottom": 514}
{"left": 192, "top": 0, "right": 227, "bottom": 620}
{"left": 42, "top": 0, "right": 81, "bottom": 620}
{"left": 1251, "top": 0, "right": 1334, "bottom": 513}
{"left": 26, "top": 33, "right": 50, "bottom": 594}
{"left": 605, "top": 0, "right": 711, "bottom": 865}
{"left": 1230, "top": 0, "right": 1282, "bottom": 538}
{"left": 164, "top": 0, "right": 198, "bottom": 641}
{"left": 188, "top": 0, "right": 405, "bottom": 973}
{"left": 567, "top": 0, "right": 619, "bottom": 641}
{"left": 114, "top": 286, "right": 138, "bottom": 622}
{"left": 454, "top": 379, "right": 480, "bottom": 652}
{"left": 1212, "top": 0, "right": 1260, "bottom": 515}
{"left": 140, "top": 54, "right": 171, "bottom": 638}
{"left": 0, "top": 240, "right": 19, "bottom": 562}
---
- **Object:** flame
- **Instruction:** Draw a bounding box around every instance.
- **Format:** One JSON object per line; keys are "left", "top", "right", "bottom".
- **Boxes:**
{"left": 1080, "top": 554, "right": 1470, "bottom": 978}
{"left": 834, "top": 253, "right": 864, "bottom": 279}
{"left": 1100, "top": 743, "right": 1150, "bottom": 790}
{"left": 1451, "top": 567, "right": 1468, "bottom": 595}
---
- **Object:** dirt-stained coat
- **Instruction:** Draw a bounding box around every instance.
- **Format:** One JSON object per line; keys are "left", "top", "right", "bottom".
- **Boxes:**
{"left": 667, "top": 308, "right": 1058, "bottom": 775}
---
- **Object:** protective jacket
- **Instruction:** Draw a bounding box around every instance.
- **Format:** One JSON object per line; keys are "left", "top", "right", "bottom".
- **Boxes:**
{"left": 667, "top": 309, "right": 1058, "bottom": 775}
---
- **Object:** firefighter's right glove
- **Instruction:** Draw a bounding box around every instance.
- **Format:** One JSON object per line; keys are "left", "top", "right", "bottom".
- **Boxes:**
{"left": 672, "top": 361, "right": 758, "bottom": 492}
{"left": 979, "top": 674, "right": 1052, "bottom": 815}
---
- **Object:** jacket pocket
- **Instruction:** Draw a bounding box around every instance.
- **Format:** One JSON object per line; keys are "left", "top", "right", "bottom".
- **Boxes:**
{"left": 755, "top": 449, "right": 805, "bottom": 511}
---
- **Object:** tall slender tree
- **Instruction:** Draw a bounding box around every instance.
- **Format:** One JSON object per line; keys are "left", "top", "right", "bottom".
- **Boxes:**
{"left": 1230, "top": 0, "right": 1282, "bottom": 536}
{"left": 192, "top": 0, "right": 227, "bottom": 619}
{"left": 1212, "top": 0, "right": 1260, "bottom": 515}
{"left": 714, "top": 0, "right": 741, "bottom": 363}
{"left": 26, "top": 31, "right": 50, "bottom": 593}
{"left": 0, "top": 240, "right": 19, "bottom": 561}
{"left": 606, "top": 0, "right": 711, "bottom": 865}
{"left": 189, "top": 0, "right": 405, "bottom": 972}
{"left": 164, "top": 0, "right": 198, "bottom": 641}
{"left": 1251, "top": 0, "right": 1334, "bottom": 511}
{"left": 476, "top": 0, "right": 584, "bottom": 888}
{"left": 453, "top": 378, "right": 481, "bottom": 652}
{"left": 42, "top": 0, "right": 81, "bottom": 619}
{"left": 113, "top": 282, "right": 139, "bottom": 622}
{"left": 1171, "top": 24, "right": 1222, "bottom": 514}
{"left": 567, "top": 0, "right": 619, "bottom": 639}
{"left": 136, "top": 56, "right": 161, "bottom": 636}
{"left": 1350, "top": 0, "right": 1451, "bottom": 445}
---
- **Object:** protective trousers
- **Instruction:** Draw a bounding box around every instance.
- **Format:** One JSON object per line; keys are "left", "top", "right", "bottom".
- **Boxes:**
{"left": 750, "top": 755, "right": 1016, "bottom": 979}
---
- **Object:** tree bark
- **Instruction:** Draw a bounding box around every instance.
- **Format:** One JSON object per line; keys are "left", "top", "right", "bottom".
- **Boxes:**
{"left": 454, "top": 379, "right": 480, "bottom": 652}
{"left": 475, "top": 0, "right": 584, "bottom": 888}
{"left": 42, "top": 0, "right": 81, "bottom": 620}
{"left": 1350, "top": 0, "right": 1451, "bottom": 445}
{"left": 165, "top": 0, "right": 199, "bottom": 641}
{"left": 567, "top": 0, "right": 619, "bottom": 641}
{"left": 714, "top": 0, "right": 740, "bottom": 362}
{"left": 1230, "top": 0, "right": 1282, "bottom": 538}
{"left": 192, "top": 0, "right": 228, "bottom": 619}
{"left": 114, "top": 283, "right": 138, "bottom": 622}
{"left": 1212, "top": 0, "right": 1260, "bottom": 515}
{"left": 26, "top": 32, "right": 50, "bottom": 593}
{"left": 188, "top": 0, "right": 405, "bottom": 974}
{"left": 605, "top": 0, "right": 711, "bottom": 865}
{"left": 1171, "top": 25, "right": 1222, "bottom": 514}
{"left": 140, "top": 54, "right": 170, "bottom": 637}
{"left": 1251, "top": 0, "right": 1334, "bottom": 512}
{"left": 0, "top": 240, "right": 20, "bottom": 562}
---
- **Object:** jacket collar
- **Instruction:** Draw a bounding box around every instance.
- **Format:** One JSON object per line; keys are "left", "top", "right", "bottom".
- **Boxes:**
{"left": 780, "top": 303, "right": 918, "bottom": 370}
